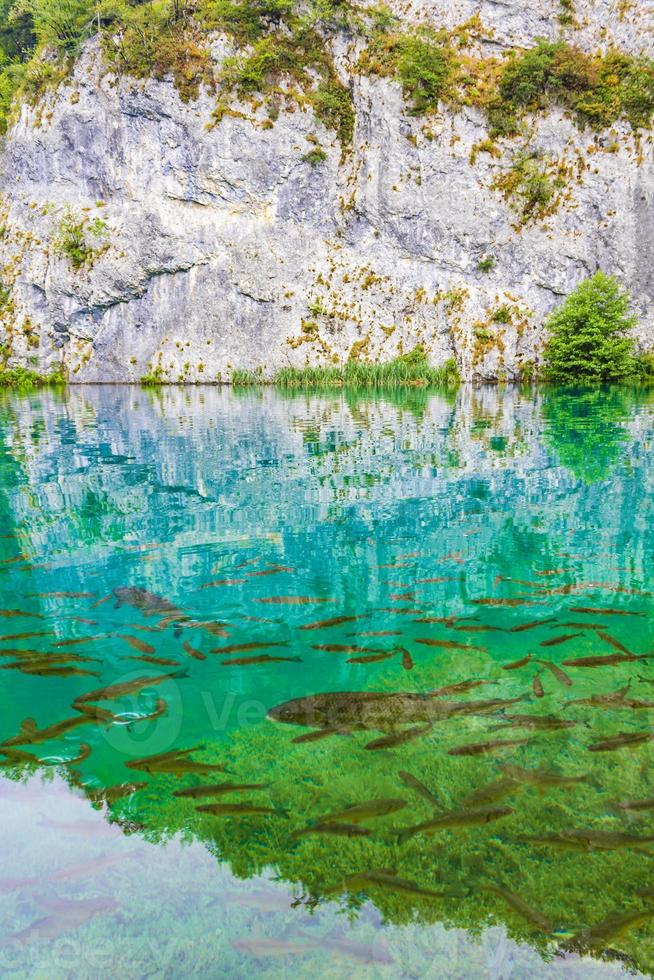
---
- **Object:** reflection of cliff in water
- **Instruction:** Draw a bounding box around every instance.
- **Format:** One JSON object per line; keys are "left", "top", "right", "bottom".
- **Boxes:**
{"left": 1, "top": 385, "right": 652, "bottom": 597}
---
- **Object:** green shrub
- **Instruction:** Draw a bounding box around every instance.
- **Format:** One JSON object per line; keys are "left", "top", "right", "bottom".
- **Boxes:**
{"left": 310, "top": 80, "right": 355, "bottom": 146}
{"left": 496, "top": 40, "right": 654, "bottom": 131}
{"left": 542, "top": 272, "right": 638, "bottom": 383}
{"left": 0, "top": 366, "right": 65, "bottom": 388}
{"left": 361, "top": 31, "right": 451, "bottom": 115}
{"left": 493, "top": 151, "right": 561, "bottom": 222}
{"left": 477, "top": 256, "right": 495, "bottom": 273}
{"left": 53, "top": 207, "right": 89, "bottom": 268}
{"left": 490, "top": 304, "right": 512, "bottom": 324}
{"left": 302, "top": 146, "right": 327, "bottom": 166}
{"left": 396, "top": 35, "right": 451, "bottom": 113}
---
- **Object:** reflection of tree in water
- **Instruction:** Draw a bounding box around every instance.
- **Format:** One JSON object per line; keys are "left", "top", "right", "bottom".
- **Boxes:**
{"left": 78, "top": 659, "right": 654, "bottom": 977}
{"left": 541, "top": 387, "right": 637, "bottom": 484}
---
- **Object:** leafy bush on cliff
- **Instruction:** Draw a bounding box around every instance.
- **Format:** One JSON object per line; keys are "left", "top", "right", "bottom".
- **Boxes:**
{"left": 543, "top": 272, "right": 638, "bottom": 383}
{"left": 497, "top": 39, "right": 654, "bottom": 130}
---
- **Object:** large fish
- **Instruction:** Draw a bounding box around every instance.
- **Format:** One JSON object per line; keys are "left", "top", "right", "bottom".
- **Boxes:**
{"left": 113, "top": 587, "right": 182, "bottom": 618}
{"left": 267, "top": 690, "right": 525, "bottom": 736}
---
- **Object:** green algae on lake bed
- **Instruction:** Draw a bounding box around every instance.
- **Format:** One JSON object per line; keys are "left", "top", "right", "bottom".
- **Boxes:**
{"left": 0, "top": 384, "right": 653, "bottom": 977}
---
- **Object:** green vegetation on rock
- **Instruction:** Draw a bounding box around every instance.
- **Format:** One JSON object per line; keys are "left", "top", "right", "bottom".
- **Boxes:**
{"left": 0, "top": 366, "right": 65, "bottom": 387}
{"left": 274, "top": 348, "right": 460, "bottom": 389}
{"left": 542, "top": 272, "right": 638, "bottom": 383}
{"left": 1, "top": 0, "right": 652, "bottom": 140}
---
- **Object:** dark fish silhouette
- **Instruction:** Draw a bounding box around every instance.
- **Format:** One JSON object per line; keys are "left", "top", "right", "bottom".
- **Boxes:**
{"left": 113, "top": 587, "right": 182, "bottom": 618}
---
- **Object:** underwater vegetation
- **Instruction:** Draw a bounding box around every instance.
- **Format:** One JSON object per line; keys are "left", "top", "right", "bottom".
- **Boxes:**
{"left": 0, "top": 385, "right": 652, "bottom": 974}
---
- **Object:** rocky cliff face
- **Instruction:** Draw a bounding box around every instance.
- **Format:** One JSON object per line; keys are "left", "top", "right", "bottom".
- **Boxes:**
{"left": 0, "top": 0, "right": 652, "bottom": 382}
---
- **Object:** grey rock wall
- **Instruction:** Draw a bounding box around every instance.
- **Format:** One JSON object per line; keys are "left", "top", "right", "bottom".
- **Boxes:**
{"left": 0, "top": 1, "right": 652, "bottom": 381}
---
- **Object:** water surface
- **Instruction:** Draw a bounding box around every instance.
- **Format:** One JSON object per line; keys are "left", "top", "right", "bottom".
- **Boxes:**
{"left": 0, "top": 384, "right": 652, "bottom": 978}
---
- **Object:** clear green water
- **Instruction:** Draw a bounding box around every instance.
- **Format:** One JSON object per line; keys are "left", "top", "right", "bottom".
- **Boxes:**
{"left": 0, "top": 384, "right": 653, "bottom": 978}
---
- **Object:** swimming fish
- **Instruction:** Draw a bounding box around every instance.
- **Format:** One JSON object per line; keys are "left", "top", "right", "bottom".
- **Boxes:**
{"left": 498, "top": 763, "right": 588, "bottom": 788}
{"left": 479, "top": 883, "right": 552, "bottom": 932}
{"left": 1, "top": 715, "right": 92, "bottom": 746}
{"left": 113, "top": 587, "right": 182, "bottom": 618}
{"left": 313, "top": 645, "right": 386, "bottom": 654}
{"left": 213, "top": 641, "right": 289, "bottom": 654}
{"left": 539, "top": 633, "right": 583, "bottom": 647}
{"left": 30, "top": 592, "right": 96, "bottom": 599}
{"left": 398, "top": 805, "right": 513, "bottom": 841}
{"left": 501, "top": 654, "right": 532, "bottom": 670}
{"left": 126, "top": 745, "right": 224, "bottom": 775}
{"left": 398, "top": 771, "right": 441, "bottom": 808}
{"left": 563, "top": 653, "right": 648, "bottom": 668}
{"left": 319, "top": 798, "right": 407, "bottom": 825}
{"left": 292, "top": 822, "right": 372, "bottom": 838}
{"left": 521, "top": 830, "right": 654, "bottom": 851}
{"left": 461, "top": 777, "right": 520, "bottom": 807}
{"left": 569, "top": 607, "right": 645, "bottom": 617}
{"left": 415, "top": 638, "right": 487, "bottom": 652}
{"left": 201, "top": 578, "right": 246, "bottom": 588}
{"left": 471, "top": 598, "right": 534, "bottom": 607}
{"left": 73, "top": 670, "right": 186, "bottom": 705}
{"left": 448, "top": 737, "right": 532, "bottom": 756}
{"left": 496, "top": 713, "right": 578, "bottom": 731}
{"left": 173, "top": 782, "right": 269, "bottom": 799}
{"left": 343, "top": 870, "right": 454, "bottom": 900}
{"left": 364, "top": 724, "right": 432, "bottom": 750}
{"left": 86, "top": 782, "right": 148, "bottom": 805}
{"left": 8, "top": 664, "right": 100, "bottom": 678}
{"left": 609, "top": 796, "right": 654, "bottom": 813}
{"left": 536, "top": 660, "right": 573, "bottom": 686}
{"left": 8, "top": 896, "right": 118, "bottom": 944}
{"left": 0, "top": 631, "right": 53, "bottom": 641}
{"left": 0, "top": 609, "right": 44, "bottom": 619}
{"left": 509, "top": 618, "right": 558, "bottom": 633}
{"left": 257, "top": 596, "right": 331, "bottom": 605}
{"left": 182, "top": 640, "right": 206, "bottom": 661}
{"left": 533, "top": 671, "right": 545, "bottom": 698}
{"left": 351, "top": 630, "right": 402, "bottom": 638}
{"left": 195, "top": 802, "right": 285, "bottom": 817}
{"left": 119, "top": 635, "right": 156, "bottom": 655}
{"left": 565, "top": 907, "right": 654, "bottom": 951}
{"left": 124, "top": 654, "right": 181, "bottom": 667}
{"left": 430, "top": 679, "right": 497, "bottom": 696}
{"left": 589, "top": 731, "right": 653, "bottom": 752}
{"left": 564, "top": 684, "right": 632, "bottom": 709}
{"left": 299, "top": 615, "right": 362, "bottom": 630}
{"left": 348, "top": 651, "right": 396, "bottom": 664}
{"left": 221, "top": 655, "right": 302, "bottom": 666}
{"left": 596, "top": 632, "right": 633, "bottom": 656}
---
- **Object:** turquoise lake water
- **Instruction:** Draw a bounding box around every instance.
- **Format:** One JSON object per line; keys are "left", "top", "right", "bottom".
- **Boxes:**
{"left": 0, "top": 384, "right": 653, "bottom": 978}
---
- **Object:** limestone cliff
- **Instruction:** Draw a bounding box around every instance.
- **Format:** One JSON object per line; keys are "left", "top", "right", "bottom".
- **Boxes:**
{"left": 0, "top": 0, "right": 652, "bottom": 382}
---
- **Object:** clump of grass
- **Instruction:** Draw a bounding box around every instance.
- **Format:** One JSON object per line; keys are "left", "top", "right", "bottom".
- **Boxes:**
{"left": 477, "top": 256, "right": 495, "bottom": 272}
{"left": 302, "top": 146, "right": 327, "bottom": 166}
{"left": 0, "top": 367, "right": 65, "bottom": 389}
{"left": 52, "top": 207, "right": 108, "bottom": 270}
{"left": 359, "top": 29, "right": 452, "bottom": 114}
{"left": 492, "top": 151, "right": 564, "bottom": 222}
{"left": 231, "top": 368, "right": 263, "bottom": 385}
{"left": 274, "top": 347, "right": 460, "bottom": 389}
